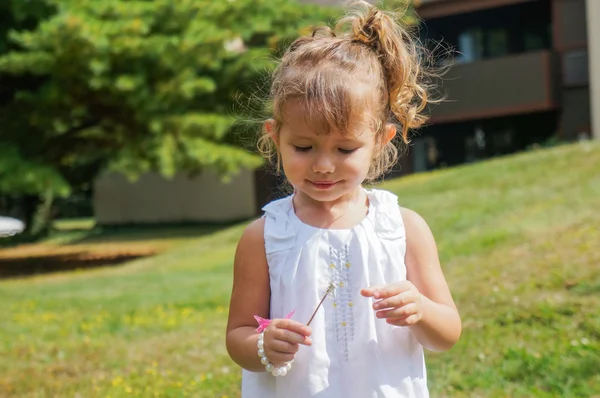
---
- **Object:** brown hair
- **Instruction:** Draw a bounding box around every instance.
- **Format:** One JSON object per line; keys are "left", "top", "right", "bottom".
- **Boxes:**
{"left": 258, "top": 1, "right": 434, "bottom": 181}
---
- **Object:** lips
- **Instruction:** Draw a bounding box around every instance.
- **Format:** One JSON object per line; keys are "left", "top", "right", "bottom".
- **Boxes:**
{"left": 310, "top": 181, "right": 338, "bottom": 189}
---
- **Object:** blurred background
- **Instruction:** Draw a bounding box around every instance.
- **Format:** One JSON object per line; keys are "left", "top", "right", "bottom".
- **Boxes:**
{"left": 0, "top": 0, "right": 598, "bottom": 397}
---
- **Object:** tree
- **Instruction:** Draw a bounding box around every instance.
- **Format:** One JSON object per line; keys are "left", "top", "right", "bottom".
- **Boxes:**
{"left": 0, "top": 0, "right": 59, "bottom": 234}
{"left": 0, "top": 0, "right": 336, "bottom": 235}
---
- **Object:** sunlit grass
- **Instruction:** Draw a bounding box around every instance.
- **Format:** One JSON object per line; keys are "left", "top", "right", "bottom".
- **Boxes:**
{"left": 1, "top": 141, "right": 599, "bottom": 397}
{"left": 53, "top": 218, "right": 96, "bottom": 232}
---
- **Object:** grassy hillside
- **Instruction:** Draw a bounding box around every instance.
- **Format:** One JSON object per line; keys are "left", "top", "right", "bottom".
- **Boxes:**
{"left": 1, "top": 141, "right": 599, "bottom": 397}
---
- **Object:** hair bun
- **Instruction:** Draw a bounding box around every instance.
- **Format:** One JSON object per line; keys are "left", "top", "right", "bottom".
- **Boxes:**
{"left": 349, "top": 4, "right": 384, "bottom": 50}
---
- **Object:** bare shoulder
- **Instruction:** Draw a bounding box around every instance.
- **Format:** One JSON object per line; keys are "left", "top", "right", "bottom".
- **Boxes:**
{"left": 400, "top": 207, "right": 436, "bottom": 243}
{"left": 400, "top": 207, "right": 428, "bottom": 226}
{"left": 400, "top": 207, "right": 438, "bottom": 269}
{"left": 238, "top": 217, "right": 266, "bottom": 251}
{"left": 234, "top": 217, "right": 268, "bottom": 279}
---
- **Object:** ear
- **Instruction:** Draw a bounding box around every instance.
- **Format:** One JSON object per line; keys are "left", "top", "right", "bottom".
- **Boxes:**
{"left": 264, "top": 119, "right": 279, "bottom": 148}
{"left": 384, "top": 123, "right": 397, "bottom": 145}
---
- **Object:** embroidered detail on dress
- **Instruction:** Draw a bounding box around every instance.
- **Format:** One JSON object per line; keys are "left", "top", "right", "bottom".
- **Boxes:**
{"left": 328, "top": 244, "right": 355, "bottom": 361}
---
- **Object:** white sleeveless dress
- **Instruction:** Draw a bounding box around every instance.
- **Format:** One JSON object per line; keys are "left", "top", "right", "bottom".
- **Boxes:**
{"left": 241, "top": 189, "right": 429, "bottom": 398}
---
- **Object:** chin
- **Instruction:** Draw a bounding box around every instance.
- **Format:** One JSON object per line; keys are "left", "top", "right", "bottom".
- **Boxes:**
{"left": 301, "top": 183, "right": 360, "bottom": 202}
{"left": 306, "top": 190, "right": 342, "bottom": 202}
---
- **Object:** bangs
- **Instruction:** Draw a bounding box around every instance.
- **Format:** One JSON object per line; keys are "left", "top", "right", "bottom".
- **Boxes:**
{"left": 277, "top": 67, "right": 381, "bottom": 136}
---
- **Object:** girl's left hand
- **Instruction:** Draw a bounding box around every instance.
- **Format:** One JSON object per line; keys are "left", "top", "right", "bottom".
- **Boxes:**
{"left": 360, "top": 281, "right": 425, "bottom": 327}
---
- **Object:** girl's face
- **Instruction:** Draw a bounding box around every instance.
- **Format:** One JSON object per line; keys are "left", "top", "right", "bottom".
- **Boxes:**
{"left": 267, "top": 100, "right": 394, "bottom": 204}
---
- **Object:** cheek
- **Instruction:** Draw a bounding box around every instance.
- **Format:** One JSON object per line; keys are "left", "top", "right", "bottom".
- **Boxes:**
{"left": 280, "top": 149, "right": 306, "bottom": 173}
{"left": 345, "top": 151, "right": 374, "bottom": 176}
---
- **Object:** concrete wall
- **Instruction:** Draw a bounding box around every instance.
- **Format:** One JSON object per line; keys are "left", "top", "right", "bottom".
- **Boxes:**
{"left": 554, "top": 0, "right": 587, "bottom": 49}
{"left": 94, "top": 169, "right": 257, "bottom": 225}
{"left": 560, "top": 87, "right": 591, "bottom": 139}
{"left": 587, "top": 0, "right": 600, "bottom": 139}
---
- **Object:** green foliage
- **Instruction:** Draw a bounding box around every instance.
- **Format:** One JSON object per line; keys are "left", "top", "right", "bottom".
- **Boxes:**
{"left": 0, "top": 0, "right": 337, "bottom": 198}
{"left": 0, "top": 145, "right": 70, "bottom": 196}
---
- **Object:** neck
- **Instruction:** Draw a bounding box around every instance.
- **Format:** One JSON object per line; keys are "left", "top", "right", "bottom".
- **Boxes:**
{"left": 295, "top": 187, "right": 364, "bottom": 210}
{"left": 292, "top": 187, "right": 369, "bottom": 228}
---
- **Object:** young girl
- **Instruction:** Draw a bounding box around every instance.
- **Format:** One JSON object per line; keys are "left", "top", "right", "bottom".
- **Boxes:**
{"left": 226, "top": 2, "right": 461, "bottom": 397}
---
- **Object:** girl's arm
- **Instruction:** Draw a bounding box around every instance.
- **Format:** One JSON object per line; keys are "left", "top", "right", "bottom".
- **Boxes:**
{"left": 361, "top": 208, "right": 461, "bottom": 352}
{"left": 225, "top": 218, "right": 311, "bottom": 372}
{"left": 226, "top": 218, "right": 272, "bottom": 371}
{"left": 401, "top": 207, "right": 461, "bottom": 351}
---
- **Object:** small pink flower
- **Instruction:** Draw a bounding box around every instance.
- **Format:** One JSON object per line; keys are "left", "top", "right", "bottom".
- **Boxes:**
{"left": 254, "top": 310, "right": 296, "bottom": 332}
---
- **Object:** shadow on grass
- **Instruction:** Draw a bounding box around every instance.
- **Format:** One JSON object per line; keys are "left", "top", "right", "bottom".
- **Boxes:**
{"left": 0, "top": 220, "right": 245, "bottom": 247}
{"left": 0, "top": 219, "right": 249, "bottom": 279}
{"left": 69, "top": 221, "right": 244, "bottom": 245}
{"left": 0, "top": 251, "right": 152, "bottom": 279}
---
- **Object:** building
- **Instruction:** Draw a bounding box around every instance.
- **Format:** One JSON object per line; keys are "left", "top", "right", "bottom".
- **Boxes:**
{"left": 409, "top": 0, "right": 598, "bottom": 172}
{"left": 94, "top": 0, "right": 599, "bottom": 225}
{"left": 94, "top": 167, "right": 282, "bottom": 225}
{"left": 94, "top": 169, "right": 260, "bottom": 225}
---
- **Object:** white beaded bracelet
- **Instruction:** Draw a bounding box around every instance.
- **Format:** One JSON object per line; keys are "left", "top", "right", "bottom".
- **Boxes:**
{"left": 258, "top": 332, "right": 293, "bottom": 377}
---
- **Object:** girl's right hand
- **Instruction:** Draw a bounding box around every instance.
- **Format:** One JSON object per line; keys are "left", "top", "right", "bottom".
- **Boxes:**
{"left": 263, "top": 319, "right": 312, "bottom": 366}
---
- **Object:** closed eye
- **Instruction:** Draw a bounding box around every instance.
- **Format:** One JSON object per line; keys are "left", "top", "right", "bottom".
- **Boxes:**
{"left": 293, "top": 146, "right": 312, "bottom": 152}
{"left": 338, "top": 148, "right": 357, "bottom": 155}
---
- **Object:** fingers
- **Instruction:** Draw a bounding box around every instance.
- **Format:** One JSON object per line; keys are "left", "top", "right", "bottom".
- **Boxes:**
{"left": 360, "top": 285, "right": 384, "bottom": 298}
{"left": 361, "top": 281, "right": 413, "bottom": 299}
{"left": 263, "top": 319, "right": 311, "bottom": 366}
{"left": 375, "top": 302, "right": 419, "bottom": 320}
{"left": 385, "top": 313, "right": 423, "bottom": 327}
{"left": 362, "top": 282, "right": 425, "bottom": 327}
{"left": 269, "top": 327, "right": 312, "bottom": 346}
{"left": 373, "top": 290, "right": 420, "bottom": 311}
{"left": 265, "top": 340, "right": 299, "bottom": 365}
{"left": 269, "top": 340, "right": 300, "bottom": 354}
{"left": 275, "top": 319, "right": 312, "bottom": 339}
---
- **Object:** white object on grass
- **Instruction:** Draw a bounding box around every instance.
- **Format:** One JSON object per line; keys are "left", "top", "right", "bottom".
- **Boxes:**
{"left": 0, "top": 216, "right": 25, "bottom": 237}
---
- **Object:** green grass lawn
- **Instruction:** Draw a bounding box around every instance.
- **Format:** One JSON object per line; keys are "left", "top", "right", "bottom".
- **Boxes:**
{"left": 1, "top": 141, "right": 599, "bottom": 397}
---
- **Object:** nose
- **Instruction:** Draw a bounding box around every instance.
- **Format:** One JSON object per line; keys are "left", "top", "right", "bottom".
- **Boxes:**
{"left": 312, "top": 153, "right": 335, "bottom": 174}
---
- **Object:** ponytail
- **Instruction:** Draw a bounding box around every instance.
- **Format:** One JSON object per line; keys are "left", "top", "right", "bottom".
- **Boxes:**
{"left": 339, "top": 1, "right": 431, "bottom": 143}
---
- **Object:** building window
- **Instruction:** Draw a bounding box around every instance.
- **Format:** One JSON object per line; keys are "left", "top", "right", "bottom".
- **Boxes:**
{"left": 410, "top": 137, "right": 427, "bottom": 172}
{"left": 457, "top": 29, "right": 484, "bottom": 64}
{"left": 563, "top": 50, "right": 588, "bottom": 86}
{"left": 524, "top": 33, "right": 545, "bottom": 52}
{"left": 487, "top": 28, "right": 509, "bottom": 58}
